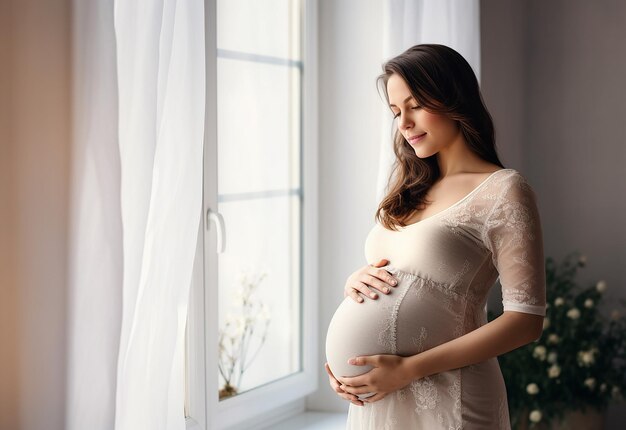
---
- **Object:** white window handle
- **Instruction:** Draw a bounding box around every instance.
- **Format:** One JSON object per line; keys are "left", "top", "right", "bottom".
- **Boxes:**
{"left": 206, "top": 208, "right": 226, "bottom": 253}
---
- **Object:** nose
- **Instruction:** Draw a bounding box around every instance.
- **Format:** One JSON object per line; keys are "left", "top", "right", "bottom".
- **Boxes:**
{"left": 398, "top": 114, "right": 413, "bottom": 131}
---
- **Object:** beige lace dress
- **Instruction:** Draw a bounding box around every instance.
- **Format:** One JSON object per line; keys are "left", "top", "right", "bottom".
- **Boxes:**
{"left": 346, "top": 168, "right": 546, "bottom": 429}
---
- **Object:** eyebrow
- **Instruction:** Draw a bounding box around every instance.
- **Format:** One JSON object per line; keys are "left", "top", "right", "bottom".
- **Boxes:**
{"left": 389, "top": 95, "right": 414, "bottom": 108}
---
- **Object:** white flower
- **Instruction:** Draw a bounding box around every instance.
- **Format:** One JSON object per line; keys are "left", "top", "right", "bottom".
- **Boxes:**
{"left": 533, "top": 345, "right": 547, "bottom": 361}
{"left": 600, "top": 383, "right": 607, "bottom": 392}
{"left": 234, "top": 288, "right": 248, "bottom": 305}
{"left": 548, "top": 364, "right": 561, "bottom": 378}
{"left": 584, "top": 378, "right": 596, "bottom": 390}
{"left": 611, "top": 386, "right": 620, "bottom": 398}
{"left": 258, "top": 303, "right": 272, "bottom": 321}
{"left": 611, "top": 309, "right": 621, "bottom": 320}
{"left": 233, "top": 316, "right": 247, "bottom": 336}
{"left": 577, "top": 349, "right": 596, "bottom": 367}
{"left": 547, "top": 351, "right": 558, "bottom": 364}
{"left": 542, "top": 317, "right": 550, "bottom": 329}
{"left": 596, "top": 280, "right": 607, "bottom": 293}
{"left": 567, "top": 308, "right": 581, "bottom": 319}
{"left": 526, "top": 383, "right": 540, "bottom": 395}
{"left": 554, "top": 297, "right": 565, "bottom": 306}
{"left": 529, "top": 410, "right": 542, "bottom": 423}
{"left": 584, "top": 298, "right": 594, "bottom": 308}
{"left": 547, "top": 334, "right": 560, "bottom": 345}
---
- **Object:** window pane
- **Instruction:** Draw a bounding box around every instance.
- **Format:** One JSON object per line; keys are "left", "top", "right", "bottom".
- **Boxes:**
{"left": 217, "top": 195, "right": 301, "bottom": 398}
{"left": 217, "top": 0, "right": 301, "bottom": 61}
{"left": 217, "top": 59, "right": 301, "bottom": 194}
{"left": 216, "top": 0, "right": 303, "bottom": 401}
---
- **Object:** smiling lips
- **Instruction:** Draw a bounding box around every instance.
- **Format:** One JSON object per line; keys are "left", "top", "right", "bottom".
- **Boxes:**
{"left": 408, "top": 132, "right": 427, "bottom": 142}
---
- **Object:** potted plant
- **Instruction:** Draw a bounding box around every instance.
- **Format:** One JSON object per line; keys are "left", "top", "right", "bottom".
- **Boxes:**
{"left": 218, "top": 268, "right": 272, "bottom": 400}
{"left": 488, "top": 251, "right": 626, "bottom": 429}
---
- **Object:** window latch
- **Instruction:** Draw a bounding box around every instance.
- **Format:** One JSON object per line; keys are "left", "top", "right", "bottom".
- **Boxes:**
{"left": 206, "top": 208, "right": 226, "bottom": 253}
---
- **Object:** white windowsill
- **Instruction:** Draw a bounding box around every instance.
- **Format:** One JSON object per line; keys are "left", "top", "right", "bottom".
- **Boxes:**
{"left": 267, "top": 411, "right": 347, "bottom": 430}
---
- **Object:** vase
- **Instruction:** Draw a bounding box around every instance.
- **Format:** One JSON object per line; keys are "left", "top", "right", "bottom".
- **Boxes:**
{"left": 517, "top": 407, "right": 605, "bottom": 430}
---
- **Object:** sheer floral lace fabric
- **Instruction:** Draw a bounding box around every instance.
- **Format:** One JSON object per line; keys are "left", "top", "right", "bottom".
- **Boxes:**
{"left": 347, "top": 169, "right": 546, "bottom": 429}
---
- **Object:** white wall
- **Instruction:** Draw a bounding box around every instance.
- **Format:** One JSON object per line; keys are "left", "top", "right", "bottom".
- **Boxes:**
{"left": 304, "top": 0, "right": 386, "bottom": 414}
{"left": 0, "top": 1, "right": 71, "bottom": 429}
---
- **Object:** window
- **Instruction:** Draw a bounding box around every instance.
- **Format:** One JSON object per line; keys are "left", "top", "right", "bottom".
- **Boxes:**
{"left": 185, "top": 1, "right": 319, "bottom": 429}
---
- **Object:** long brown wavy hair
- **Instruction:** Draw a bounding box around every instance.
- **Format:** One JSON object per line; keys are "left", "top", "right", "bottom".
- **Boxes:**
{"left": 374, "top": 43, "right": 505, "bottom": 231}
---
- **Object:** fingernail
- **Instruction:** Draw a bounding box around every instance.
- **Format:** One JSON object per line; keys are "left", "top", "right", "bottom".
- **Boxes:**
{"left": 370, "top": 293, "right": 377, "bottom": 298}
{"left": 390, "top": 279, "right": 397, "bottom": 285}
{"left": 358, "top": 297, "right": 363, "bottom": 302}
{"left": 383, "top": 288, "right": 389, "bottom": 293}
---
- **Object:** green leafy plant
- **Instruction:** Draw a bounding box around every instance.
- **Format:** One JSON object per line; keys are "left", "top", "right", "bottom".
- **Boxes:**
{"left": 488, "top": 251, "right": 626, "bottom": 428}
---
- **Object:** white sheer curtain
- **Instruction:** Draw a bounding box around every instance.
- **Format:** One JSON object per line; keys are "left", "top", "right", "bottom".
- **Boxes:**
{"left": 66, "top": 0, "right": 206, "bottom": 429}
{"left": 66, "top": 0, "right": 122, "bottom": 429}
{"left": 376, "top": 0, "right": 481, "bottom": 203}
{"left": 113, "top": 0, "right": 205, "bottom": 429}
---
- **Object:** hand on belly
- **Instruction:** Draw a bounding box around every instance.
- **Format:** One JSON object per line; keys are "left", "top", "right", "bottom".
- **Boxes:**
{"left": 325, "top": 286, "right": 400, "bottom": 398}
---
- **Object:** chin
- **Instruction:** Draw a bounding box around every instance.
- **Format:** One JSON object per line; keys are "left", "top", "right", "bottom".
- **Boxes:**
{"left": 412, "top": 147, "right": 436, "bottom": 158}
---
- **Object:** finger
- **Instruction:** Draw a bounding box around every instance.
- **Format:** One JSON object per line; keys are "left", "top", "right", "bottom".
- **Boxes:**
{"left": 363, "top": 274, "right": 393, "bottom": 295}
{"left": 348, "top": 288, "right": 365, "bottom": 303}
{"left": 372, "top": 268, "right": 398, "bottom": 288}
{"left": 332, "top": 382, "right": 345, "bottom": 394}
{"left": 352, "top": 281, "right": 376, "bottom": 299}
{"left": 341, "top": 384, "right": 371, "bottom": 395}
{"left": 364, "top": 392, "right": 386, "bottom": 403}
{"left": 341, "top": 393, "right": 364, "bottom": 405}
{"left": 324, "top": 362, "right": 335, "bottom": 378}
{"left": 373, "top": 258, "right": 389, "bottom": 267}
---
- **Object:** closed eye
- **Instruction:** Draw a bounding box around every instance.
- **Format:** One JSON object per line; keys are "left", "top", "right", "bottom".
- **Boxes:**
{"left": 393, "top": 106, "right": 420, "bottom": 119}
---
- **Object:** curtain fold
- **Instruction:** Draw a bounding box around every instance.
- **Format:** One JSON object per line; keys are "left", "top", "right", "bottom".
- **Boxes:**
{"left": 66, "top": 0, "right": 121, "bottom": 428}
{"left": 377, "top": 0, "right": 481, "bottom": 203}
{"left": 113, "top": 0, "right": 205, "bottom": 429}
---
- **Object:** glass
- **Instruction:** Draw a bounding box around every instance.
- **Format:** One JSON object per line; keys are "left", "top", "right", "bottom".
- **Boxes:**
{"left": 216, "top": 0, "right": 303, "bottom": 400}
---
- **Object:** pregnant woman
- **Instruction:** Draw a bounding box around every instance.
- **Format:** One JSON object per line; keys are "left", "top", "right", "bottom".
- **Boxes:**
{"left": 324, "top": 44, "right": 546, "bottom": 429}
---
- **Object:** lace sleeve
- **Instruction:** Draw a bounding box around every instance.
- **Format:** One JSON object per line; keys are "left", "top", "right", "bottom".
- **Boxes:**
{"left": 481, "top": 174, "right": 546, "bottom": 316}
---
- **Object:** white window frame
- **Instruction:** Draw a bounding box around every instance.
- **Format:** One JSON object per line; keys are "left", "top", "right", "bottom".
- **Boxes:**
{"left": 186, "top": 0, "right": 319, "bottom": 429}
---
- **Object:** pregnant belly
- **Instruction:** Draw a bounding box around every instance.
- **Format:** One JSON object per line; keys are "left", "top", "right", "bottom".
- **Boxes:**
{"left": 325, "top": 281, "right": 409, "bottom": 381}
{"left": 325, "top": 267, "right": 466, "bottom": 394}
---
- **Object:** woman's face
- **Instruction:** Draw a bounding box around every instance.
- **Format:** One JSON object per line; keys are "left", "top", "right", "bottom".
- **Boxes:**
{"left": 387, "top": 73, "right": 460, "bottom": 158}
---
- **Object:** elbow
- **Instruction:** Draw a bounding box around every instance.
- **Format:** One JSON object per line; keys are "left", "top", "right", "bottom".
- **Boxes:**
{"left": 530, "top": 328, "right": 543, "bottom": 343}
{"left": 504, "top": 311, "right": 544, "bottom": 345}
{"left": 528, "top": 317, "right": 545, "bottom": 343}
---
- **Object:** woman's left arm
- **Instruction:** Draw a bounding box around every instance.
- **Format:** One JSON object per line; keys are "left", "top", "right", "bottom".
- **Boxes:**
{"left": 404, "top": 310, "right": 543, "bottom": 381}
{"left": 339, "top": 311, "right": 543, "bottom": 402}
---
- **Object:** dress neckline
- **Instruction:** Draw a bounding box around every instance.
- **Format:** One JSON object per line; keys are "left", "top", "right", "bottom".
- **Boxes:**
{"left": 399, "top": 168, "right": 513, "bottom": 230}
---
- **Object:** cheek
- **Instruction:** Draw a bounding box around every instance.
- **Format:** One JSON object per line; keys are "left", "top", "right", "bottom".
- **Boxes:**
{"left": 422, "top": 112, "right": 456, "bottom": 136}
{"left": 421, "top": 111, "right": 443, "bottom": 130}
